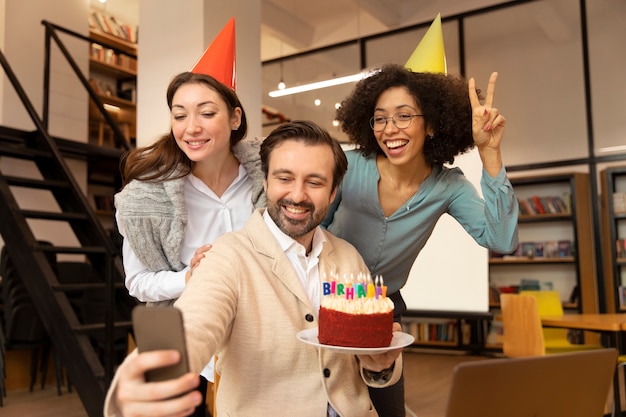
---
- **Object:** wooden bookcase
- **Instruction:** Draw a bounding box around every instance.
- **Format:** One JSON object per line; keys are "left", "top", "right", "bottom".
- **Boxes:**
{"left": 402, "top": 173, "right": 599, "bottom": 352}
{"left": 401, "top": 311, "right": 492, "bottom": 353}
{"left": 487, "top": 172, "right": 599, "bottom": 349}
{"left": 86, "top": 12, "right": 137, "bottom": 236}
{"left": 88, "top": 28, "right": 137, "bottom": 148}
{"left": 600, "top": 166, "right": 626, "bottom": 313}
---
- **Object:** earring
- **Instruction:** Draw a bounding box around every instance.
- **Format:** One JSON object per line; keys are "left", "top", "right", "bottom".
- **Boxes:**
{"left": 426, "top": 134, "right": 434, "bottom": 141}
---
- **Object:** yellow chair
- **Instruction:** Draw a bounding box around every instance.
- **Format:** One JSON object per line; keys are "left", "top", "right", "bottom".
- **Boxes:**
{"left": 519, "top": 290, "right": 602, "bottom": 354}
{"left": 500, "top": 292, "right": 601, "bottom": 357}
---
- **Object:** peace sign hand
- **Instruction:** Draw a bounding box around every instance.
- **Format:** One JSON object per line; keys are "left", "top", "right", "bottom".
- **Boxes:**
{"left": 469, "top": 72, "right": 506, "bottom": 151}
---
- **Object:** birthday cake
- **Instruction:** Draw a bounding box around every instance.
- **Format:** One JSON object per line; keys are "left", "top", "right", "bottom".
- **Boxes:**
{"left": 318, "top": 274, "right": 394, "bottom": 348}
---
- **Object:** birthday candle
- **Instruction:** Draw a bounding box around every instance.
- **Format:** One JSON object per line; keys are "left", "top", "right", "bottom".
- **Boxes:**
{"left": 345, "top": 285, "right": 354, "bottom": 300}
{"left": 367, "top": 283, "right": 375, "bottom": 298}
{"left": 356, "top": 283, "right": 366, "bottom": 298}
{"left": 337, "top": 283, "right": 345, "bottom": 296}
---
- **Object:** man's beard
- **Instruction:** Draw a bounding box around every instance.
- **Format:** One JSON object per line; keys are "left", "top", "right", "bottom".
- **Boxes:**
{"left": 266, "top": 197, "right": 327, "bottom": 239}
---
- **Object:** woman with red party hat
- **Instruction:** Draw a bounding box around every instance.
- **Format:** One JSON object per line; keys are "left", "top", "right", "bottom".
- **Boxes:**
{"left": 114, "top": 18, "right": 264, "bottom": 417}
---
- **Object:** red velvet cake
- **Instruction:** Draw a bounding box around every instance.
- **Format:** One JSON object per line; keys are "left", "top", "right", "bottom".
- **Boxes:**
{"left": 318, "top": 274, "right": 394, "bottom": 348}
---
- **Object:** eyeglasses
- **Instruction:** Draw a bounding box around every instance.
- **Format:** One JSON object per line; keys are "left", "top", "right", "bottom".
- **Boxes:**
{"left": 369, "top": 113, "right": 423, "bottom": 132}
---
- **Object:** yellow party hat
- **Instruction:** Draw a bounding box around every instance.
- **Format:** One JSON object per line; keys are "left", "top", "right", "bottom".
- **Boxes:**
{"left": 404, "top": 13, "right": 447, "bottom": 74}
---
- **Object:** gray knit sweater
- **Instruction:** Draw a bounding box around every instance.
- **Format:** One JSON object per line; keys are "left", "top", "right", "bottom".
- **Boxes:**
{"left": 114, "top": 136, "right": 266, "bottom": 272}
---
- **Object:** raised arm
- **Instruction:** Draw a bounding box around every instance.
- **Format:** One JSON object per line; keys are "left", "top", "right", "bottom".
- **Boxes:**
{"left": 469, "top": 72, "right": 506, "bottom": 178}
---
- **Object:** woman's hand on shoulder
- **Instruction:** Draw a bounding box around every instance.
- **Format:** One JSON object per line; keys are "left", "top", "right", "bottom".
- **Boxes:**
{"left": 185, "top": 244, "right": 212, "bottom": 283}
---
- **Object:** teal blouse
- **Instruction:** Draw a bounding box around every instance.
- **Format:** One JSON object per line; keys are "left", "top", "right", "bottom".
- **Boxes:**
{"left": 323, "top": 150, "right": 519, "bottom": 295}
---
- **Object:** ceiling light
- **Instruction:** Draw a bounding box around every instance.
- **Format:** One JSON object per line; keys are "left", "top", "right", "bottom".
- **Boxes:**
{"left": 277, "top": 60, "right": 286, "bottom": 90}
{"left": 314, "top": 99, "right": 321, "bottom": 106}
{"left": 104, "top": 103, "right": 120, "bottom": 112}
{"left": 598, "top": 145, "right": 626, "bottom": 153}
{"left": 268, "top": 70, "right": 377, "bottom": 98}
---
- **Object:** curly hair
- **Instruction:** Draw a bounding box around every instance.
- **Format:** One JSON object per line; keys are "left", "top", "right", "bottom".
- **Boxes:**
{"left": 336, "top": 64, "right": 477, "bottom": 165}
{"left": 121, "top": 72, "right": 248, "bottom": 185}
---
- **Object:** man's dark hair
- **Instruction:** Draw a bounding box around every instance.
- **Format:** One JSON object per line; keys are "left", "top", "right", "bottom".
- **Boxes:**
{"left": 260, "top": 120, "right": 348, "bottom": 191}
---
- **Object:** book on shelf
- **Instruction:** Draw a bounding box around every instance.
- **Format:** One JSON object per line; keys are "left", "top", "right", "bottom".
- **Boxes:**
{"left": 544, "top": 241, "right": 559, "bottom": 258}
{"left": 491, "top": 240, "right": 573, "bottom": 260}
{"left": 90, "top": 43, "right": 137, "bottom": 71}
{"left": 619, "top": 286, "right": 626, "bottom": 309}
{"left": 569, "top": 285, "right": 580, "bottom": 304}
{"left": 93, "top": 194, "right": 114, "bottom": 211}
{"left": 616, "top": 239, "right": 626, "bottom": 259}
{"left": 405, "top": 320, "right": 457, "bottom": 343}
{"left": 89, "top": 9, "right": 138, "bottom": 43}
{"left": 518, "top": 195, "right": 569, "bottom": 215}
{"left": 489, "top": 285, "right": 501, "bottom": 304}
{"left": 520, "top": 242, "right": 535, "bottom": 258}
{"left": 519, "top": 278, "right": 540, "bottom": 291}
{"left": 485, "top": 319, "right": 503, "bottom": 346}
{"left": 518, "top": 198, "right": 535, "bottom": 215}
{"left": 557, "top": 240, "right": 571, "bottom": 257}
{"left": 613, "top": 192, "right": 626, "bottom": 213}
{"left": 118, "top": 80, "right": 137, "bottom": 103}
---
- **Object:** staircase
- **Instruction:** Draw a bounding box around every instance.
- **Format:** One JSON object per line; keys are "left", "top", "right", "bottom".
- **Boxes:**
{"left": 0, "top": 29, "right": 136, "bottom": 417}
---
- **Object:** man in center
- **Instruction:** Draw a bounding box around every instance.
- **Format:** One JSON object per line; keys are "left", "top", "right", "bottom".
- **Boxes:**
{"left": 104, "top": 120, "right": 403, "bottom": 417}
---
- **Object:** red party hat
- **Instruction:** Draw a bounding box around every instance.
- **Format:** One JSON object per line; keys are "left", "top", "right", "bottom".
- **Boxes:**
{"left": 191, "top": 17, "right": 236, "bottom": 90}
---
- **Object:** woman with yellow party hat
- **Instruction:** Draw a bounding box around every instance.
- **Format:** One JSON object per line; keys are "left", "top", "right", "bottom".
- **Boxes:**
{"left": 323, "top": 14, "right": 519, "bottom": 417}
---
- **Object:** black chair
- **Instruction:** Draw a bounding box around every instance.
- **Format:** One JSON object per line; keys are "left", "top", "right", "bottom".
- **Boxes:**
{"left": 56, "top": 261, "right": 129, "bottom": 367}
{"left": 0, "top": 244, "right": 64, "bottom": 405}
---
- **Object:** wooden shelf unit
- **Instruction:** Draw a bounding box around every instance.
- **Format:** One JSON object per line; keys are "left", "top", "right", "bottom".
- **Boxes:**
{"left": 600, "top": 166, "right": 626, "bottom": 313}
{"left": 88, "top": 28, "right": 137, "bottom": 148}
{"left": 489, "top": 172, "right": 598, "bottom": 314}
{"left": 86, "top": 23, "right": 136, "bottom": 236}
{"left": 402, "top": 310, "right": 492, "bottom": 353}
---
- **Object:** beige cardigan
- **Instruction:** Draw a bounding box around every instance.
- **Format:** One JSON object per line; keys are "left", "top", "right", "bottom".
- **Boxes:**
{"left": 104, "top": 209, "right": 401, "bottom": 417}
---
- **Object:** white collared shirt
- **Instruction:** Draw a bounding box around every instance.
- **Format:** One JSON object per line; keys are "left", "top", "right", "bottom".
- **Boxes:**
{"left": 262, "top": 210, "right": 326, "bottom": 314}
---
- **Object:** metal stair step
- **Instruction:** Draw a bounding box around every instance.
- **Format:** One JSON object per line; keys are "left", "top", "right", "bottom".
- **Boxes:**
{"left": 37, "top": 244, "right": 109, "bottom": 255}
{"left": 52, "top": 282, "right": 126, "bottom": 291}
{"left": 4, "top": 175, "right": 70, "bottom": 190}
{"left": 0, "top": 142, "right": 54, "bottom": 160}
{"left": 73, "top": 321, "right": 133, "bottom": 333}
{"left": 19, "top": 209, "right": 89, "bottom": 221}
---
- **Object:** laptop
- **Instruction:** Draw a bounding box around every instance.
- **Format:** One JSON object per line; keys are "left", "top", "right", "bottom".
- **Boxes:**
{"left": 445, "top": 349, "right": 618, "bottom": 417}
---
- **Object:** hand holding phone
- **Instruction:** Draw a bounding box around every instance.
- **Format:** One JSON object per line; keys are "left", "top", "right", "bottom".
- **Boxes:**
{"left": 132, "top": 305, "right": 190, "bottom": 382}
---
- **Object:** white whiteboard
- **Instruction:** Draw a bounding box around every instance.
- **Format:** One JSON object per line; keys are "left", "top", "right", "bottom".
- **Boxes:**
{"left": 402, "top": 148, "right": 489, "bottom": 312}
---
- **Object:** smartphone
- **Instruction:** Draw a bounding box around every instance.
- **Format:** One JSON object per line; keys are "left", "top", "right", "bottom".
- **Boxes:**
{"left": 132, "top": 305, "right": 190, "bottom": 382}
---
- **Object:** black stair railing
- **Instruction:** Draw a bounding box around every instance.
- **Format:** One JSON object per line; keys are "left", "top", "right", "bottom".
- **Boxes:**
{"left": 41, "top": 20, "right": 133, "bottom": 150}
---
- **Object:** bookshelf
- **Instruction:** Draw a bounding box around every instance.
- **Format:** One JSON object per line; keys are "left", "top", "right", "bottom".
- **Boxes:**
{"left": 600, "top": 166, "right": 626, "bottom": 313}
{"left": 88, "top": 19, "right": 137, "bottom": 148}
{"left": 401, "top": 311, "right": 492, "bottom": 353}
{"left": 86, "top": 10, "right": 137, "bottom": 239}
{"left": 487, "top": 172, "right": 599, "bottom": 349}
